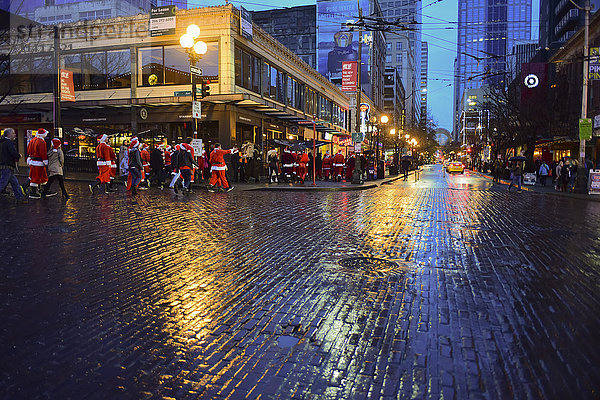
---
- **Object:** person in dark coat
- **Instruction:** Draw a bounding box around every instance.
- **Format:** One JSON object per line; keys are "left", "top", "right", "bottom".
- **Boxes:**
{"left": 150, "top": 145, "right": 164, "bottom": 186}
{"left": 401, "top": 157, "right": 411, "bottom": 181}
{"left": 315, "top": 152, "right": 323, "bottom": 180}
{"left": 0, "top": 128, "right": 26, "bottom": 203}
{"left": 231, "top": 149, "right": 240, "bottom": 182}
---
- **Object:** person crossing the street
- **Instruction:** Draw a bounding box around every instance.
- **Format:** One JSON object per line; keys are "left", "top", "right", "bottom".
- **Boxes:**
{"left": 42, "top": 138, "right": 68, "bottom": 199}
{"left": 208, "top": 143, "right": 238, "bottom": 192}
{"left": 0, "top": 127, "right": 26, "bottom": 203}
{"left": 25, "top": 128, "right": 49, "bottom": 199}
{"left": 89, "top": 134, "right": 112, "bottom": 194}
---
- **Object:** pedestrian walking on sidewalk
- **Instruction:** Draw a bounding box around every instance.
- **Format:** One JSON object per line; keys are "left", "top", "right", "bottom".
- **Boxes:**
{"left": 0, "top": 128, "right": 26, "bottom": 203}
{"left": 267, "top": 147, "right": 278, "bottom": 183}
{"left": 493, "top": 157, "right": 503, "bottom": 183}
{"left": 508, "top": 161, "right": 523, "bottom": 192}
{"left": 538, "top": 161, "right": 550, "bottom": 187}
{"left": 42, "top": 138, "right": 68, "bottom": 199}
{"left": 297, "top": 149, "right": 309, "bottom": 184}
{"left": 25, "top": 128, "right": 49, "bottom": 199}
{"left": 322, "top": 151, "right": 332, "bottom": 181}
{"left": 118, "top": 141, "right": 129, "bottom": 176}
{"left": 140, "top": 144, "right": 151, "bottom": 189}
{"left": 89, "top": 134, "right": 112, "bottom": 194}
{"left": 208, "top": 143, "right": 238, "bottom": 192}
{"left": 560, "top": 160, "right": 571, "bottom": 192}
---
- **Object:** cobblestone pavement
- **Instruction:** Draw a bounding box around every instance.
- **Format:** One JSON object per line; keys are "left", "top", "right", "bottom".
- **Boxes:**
{"left": 1, "top": 165, "right": 599, "bottom": 399}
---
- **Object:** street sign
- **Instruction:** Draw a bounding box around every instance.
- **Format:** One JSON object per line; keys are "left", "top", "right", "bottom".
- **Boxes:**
{"left": 190, "top": 66, "right": 203, "bottom": 77}
{"left": 192, "top": 101, "right": 201, "bottom": 119}
{"left": 354, "top": 142, "right": 361, "bottom": 153}
{"left": 579, "top": 118, "right": 593, "bottom": 140}
{"left": 190, "top": 138, "right": 203, "bottom": 154}
{"left": 352, "top": 132, "right": 363, "bottom": 143}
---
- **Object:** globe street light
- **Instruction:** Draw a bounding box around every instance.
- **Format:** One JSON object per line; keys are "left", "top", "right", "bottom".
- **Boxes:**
{"left": 179, "top": 24, "right": 208, "bottom": 139}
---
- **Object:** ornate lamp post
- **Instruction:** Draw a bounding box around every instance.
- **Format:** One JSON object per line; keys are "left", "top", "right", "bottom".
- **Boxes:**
{"left": 179, "top": 24, "right": 208, "bottom": 139}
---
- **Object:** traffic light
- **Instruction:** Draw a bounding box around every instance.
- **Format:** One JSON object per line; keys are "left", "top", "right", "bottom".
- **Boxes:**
{"left": 201, "top": 80, "right": 211, "bottom": 98}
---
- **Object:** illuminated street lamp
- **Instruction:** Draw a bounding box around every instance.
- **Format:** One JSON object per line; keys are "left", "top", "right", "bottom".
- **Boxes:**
{"left": 180, "top": 24, "right": 208, "bottom": 139}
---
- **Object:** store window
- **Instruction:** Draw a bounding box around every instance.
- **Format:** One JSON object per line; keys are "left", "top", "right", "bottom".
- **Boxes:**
{"left": 82, "top": 52, "right": 107, "bottom": 90}
{"left": 106, "top": 50, "right": 131, "bottom": 88}
{"left": 164, "top": 46, "right": 190, "bottom": 85}
{"left": 235, "top": 47, "right": 261, "bottom": 94}
{"left": 62, "top": 54, "right": 83, "bottom": 90}
{"left": 139, "top": 47, "right": 163, "bottom": 87}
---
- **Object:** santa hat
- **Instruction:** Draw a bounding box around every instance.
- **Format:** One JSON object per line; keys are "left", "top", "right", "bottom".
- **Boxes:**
{"left": 129, "top": 137, "right": 139, "bottom": 149}
{"left": 165, "top": 145, "right": 172, "bottom": 152}
{"left": 98, "top": 134, "right": 108, "bottom": 143}
{"left": 37, "top": 128, "right": 48, "bottom": 139}
{"left": 51, "top": 138, "right": 61, "bottom": 152}
{"left": 181, "top": 143, "right": 193, "bottom": 152}
{"left": 175, "top": 144, "right": 181, "bottom": 151}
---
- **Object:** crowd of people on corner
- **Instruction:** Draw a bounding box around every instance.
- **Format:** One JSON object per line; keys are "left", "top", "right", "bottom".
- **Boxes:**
{"left": 1, "top": 127, "right": 417, "bottom": 204}
{"left": 477, "top": 155, "right": 594, "bottom": 193}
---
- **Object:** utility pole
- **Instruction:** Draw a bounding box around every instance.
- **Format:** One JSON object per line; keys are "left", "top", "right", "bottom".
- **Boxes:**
{"left": 53, "top": 26, "right": 61, "bottom": 139}
{"left": 580, "top": 0, "right": 591, "bottom": 166}
{"left": 351, "top": 4, "right": 363, "bottom": 184}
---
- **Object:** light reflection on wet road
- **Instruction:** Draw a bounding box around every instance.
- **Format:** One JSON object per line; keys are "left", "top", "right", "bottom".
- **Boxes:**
{"left": 1, "top": 165, "right": 599, "bottom": 399}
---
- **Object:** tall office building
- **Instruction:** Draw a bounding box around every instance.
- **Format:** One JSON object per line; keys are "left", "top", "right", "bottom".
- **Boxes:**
{"left": 453, "top": 0, "right": 532, "bottom": 137}
{"left": 379, "top": 0, "right": 422, "bottom": 126}
{"left": 539, "top": 0, "right": 600, "bottom": 50}
{"left": 251, "top": 6, "right": 317, "bottom": 69}
{"left": 420, "top": 41, "right": 428, "bottom": 128}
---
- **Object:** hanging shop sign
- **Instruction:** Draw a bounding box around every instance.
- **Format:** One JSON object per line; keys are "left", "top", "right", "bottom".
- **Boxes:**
{"left": 579, "top": 118, "right": 593, "bottom": 140}
{"left": 60, "top": 69, "right": 75, "bottom": 102}
{"left": 341, "top": 61, "right": 358, "bottom": 92}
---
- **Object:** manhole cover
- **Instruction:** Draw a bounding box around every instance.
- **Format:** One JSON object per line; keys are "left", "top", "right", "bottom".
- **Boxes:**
{"left": 338, "top": 257, "right": 407, "bottom": 278}
{"left": 277, "top": 335, "right": 300, "bottom": 348}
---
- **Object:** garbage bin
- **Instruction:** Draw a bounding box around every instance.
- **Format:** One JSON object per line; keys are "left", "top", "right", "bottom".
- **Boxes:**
{"left": 377, "top": 160, "right": 385, "bottom": 179}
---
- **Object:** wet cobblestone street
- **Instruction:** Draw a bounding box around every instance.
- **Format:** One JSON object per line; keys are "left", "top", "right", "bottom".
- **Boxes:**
{"left": 1, "top": 165, "right": 599, "bottom": 399}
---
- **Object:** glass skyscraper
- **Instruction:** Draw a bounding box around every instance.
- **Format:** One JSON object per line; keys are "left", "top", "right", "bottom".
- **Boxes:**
{"left": 452, "top": 0, "right": 531, "bottom": 138}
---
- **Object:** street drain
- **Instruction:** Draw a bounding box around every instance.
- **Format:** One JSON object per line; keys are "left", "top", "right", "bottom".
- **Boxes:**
{"left": 338, "top": 257, "right": 407, "bottom": 278}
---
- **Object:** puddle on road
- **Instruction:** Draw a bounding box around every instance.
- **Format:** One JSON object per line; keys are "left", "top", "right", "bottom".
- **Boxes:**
{"left": 277, "top": 335, "right": 300, "bottom": 348}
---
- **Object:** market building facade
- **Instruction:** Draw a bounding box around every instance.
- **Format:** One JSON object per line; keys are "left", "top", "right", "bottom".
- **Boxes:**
{"left": 1, "top": 5, "right": 351, "bottom": 169}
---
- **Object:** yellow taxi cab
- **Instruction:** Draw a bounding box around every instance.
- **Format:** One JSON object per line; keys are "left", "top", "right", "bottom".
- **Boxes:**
{"left": 446, "top": 161, "right": 465, "bottom": 174}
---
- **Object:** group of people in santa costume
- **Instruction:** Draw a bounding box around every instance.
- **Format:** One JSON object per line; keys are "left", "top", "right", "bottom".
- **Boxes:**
{"left": 21, "top": 128, "right": 70, "bottom": 199}
{"left": 276, "top": 148, "right": 354, "bottom": 184}
{"left": 88, "top": 134, "right": 239, "bottom": 195}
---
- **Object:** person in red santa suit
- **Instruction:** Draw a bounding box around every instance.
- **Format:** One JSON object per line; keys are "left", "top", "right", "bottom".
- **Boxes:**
{"left": 297, "top": 149, "right": 309, "bottom": 184}
{"left": 280, "top": 147, "right": 295, "bottom": 183}
{"left": 208, "top": 143, "right": 238, "bottom": 192}
{"left": 345, "top": 152, "right": 356, "bottom": 182}
{"left": 332, "top": 149, "right": 345, "bottom": 182}
{"left": 89, "top": 134, "right": 112, "bottom": 194}
{"left": 140, "top": 143, "right": 151, "bottom": 189}
{"left": 26, "top": 128, "right": 49, "bottom": 199}
{"left": 322, "top": 150, "right": 333, "bottom": 181}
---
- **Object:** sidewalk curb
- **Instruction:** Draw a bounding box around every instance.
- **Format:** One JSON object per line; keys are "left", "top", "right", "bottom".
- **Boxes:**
{"left": 473, "top": 170, "right": 600, "bottom": 202}
{"left": 17, "top": 169, "right": 420, "bottom": 193}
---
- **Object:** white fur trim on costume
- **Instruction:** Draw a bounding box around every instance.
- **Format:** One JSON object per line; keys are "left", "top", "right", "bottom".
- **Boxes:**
{"left": 97, "top": 161, "right": 111, "bottom": 166}
{"left": 211, "top": 166, "right": 226, "bottom": 171}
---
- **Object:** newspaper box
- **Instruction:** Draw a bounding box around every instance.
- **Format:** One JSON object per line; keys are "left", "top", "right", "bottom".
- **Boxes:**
{"left": 523, "top": 173, "right": 537, "bottom": 185}
{"left": 589, "top": 170, "right": 600, "bottom": 195}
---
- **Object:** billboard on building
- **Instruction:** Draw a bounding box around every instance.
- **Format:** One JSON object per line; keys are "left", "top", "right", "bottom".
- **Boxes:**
{"left": 317, "top": 0, "right": 369, "bottom": 86}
